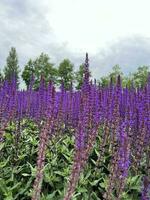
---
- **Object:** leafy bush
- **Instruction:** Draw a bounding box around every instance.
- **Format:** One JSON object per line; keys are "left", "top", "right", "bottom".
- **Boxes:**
{"left": 0, "top": 120, "right": 145, "bottom": 200}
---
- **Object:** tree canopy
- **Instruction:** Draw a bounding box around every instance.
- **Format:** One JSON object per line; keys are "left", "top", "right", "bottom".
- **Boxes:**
{"left": 22, "top": 53, "right": 57, "bottom": 90}
{"left": 57, "top": 59, "right": 74, "bottom": 90}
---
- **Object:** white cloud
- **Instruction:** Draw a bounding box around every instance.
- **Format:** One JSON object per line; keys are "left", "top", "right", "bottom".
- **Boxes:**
{"left": 48, "top": 0, "right": 150, "bottom": 53}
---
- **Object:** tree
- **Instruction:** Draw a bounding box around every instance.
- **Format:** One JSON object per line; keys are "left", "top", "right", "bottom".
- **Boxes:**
{"left": 109, "top": 65, "right": 123, "bottom": 85}
{"left": 58, "top": 59, "right": 74, "bottom": 90}
{"left": 99, "top": 65, "right": 150, "bottom": 88}
{"left": 99, "top": 76, "right": 109, "bottom": 87}
{"left": 22, "top": 59, "right": 35, "bottom": 89}
{"left": 99, "top": 65, "right": 123, "bottom": 87}
{"left": 75, "top": 64, "right": 92, "bottom": 90}
{"left": 22, "top": 53, "right": 57, "bottom": 90}
{"left": 132, "top": 66, "right": 150, "bottom": 88}
{"left": 4, "top": 47, "right": 20, "bottom": 85}
{"left": 0, "top": 70, "right": 3, "bottom": 82}
{"left": 75, "top": 64, "right": 84, "bottom": 90}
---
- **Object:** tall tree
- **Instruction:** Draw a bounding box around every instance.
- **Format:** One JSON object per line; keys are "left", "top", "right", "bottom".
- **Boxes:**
{"left": 4, "top": 47, "right": 20, "bottom": 84}
{"left": 58, "top": 59, "right": 74, "bottom": 90}
{"left": 99, "top": 76, "right": 109, "bottom": 87}
{"left": 99, "top": 65, "right": 123, "bottom": 87}
{"left": 109, "top": 65, "right": 123, "bottom": 85}
{"left": 22, "top": 59, "right": 35, "bottom": 89}
{"left": 132, "top": 66, "right": 150, "bottom": 88}
{"left": 22, "top": 53, "right": 57, "bottom": 90}
{"left": 75, "top": 63, "right": 91, "bottom": 90}
{"left": 0, "top": 70, "right": 3, "bottom": 82}
{"left": 122, "top": 72, "right": 133, "bottom": 88}
{"left": 75, "top": 64, "right": 84, "bottom": 90}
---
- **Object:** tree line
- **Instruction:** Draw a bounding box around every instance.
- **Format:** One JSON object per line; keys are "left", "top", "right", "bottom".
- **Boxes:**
{"left": 0, "top": 47, "right": 150, "bottom": 90}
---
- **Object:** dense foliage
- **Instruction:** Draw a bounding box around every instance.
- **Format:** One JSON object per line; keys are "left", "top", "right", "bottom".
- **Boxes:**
{"left": 0, "top": 54, "right": 150, "bottom": 200}
{"left": 22, "top": 53, "right": 57, "bottom": 90}
{"left": 1, "top": 47, "right": 150, "bottom": 90}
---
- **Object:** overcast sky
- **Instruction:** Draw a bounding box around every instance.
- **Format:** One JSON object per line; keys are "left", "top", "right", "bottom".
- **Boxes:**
{"left": 1, "top": 0, "right": 150, "bottom": 87}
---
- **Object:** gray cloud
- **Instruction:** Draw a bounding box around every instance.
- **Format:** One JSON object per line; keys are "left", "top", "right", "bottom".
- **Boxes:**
{"left": 91, "top": 36, "right": 150, "bottom": 79}
{"left": 0, "top": 0, "right": 84, "bottom": 73}
{"left": 0, "top": 1, "right": 150, "bottom": 87}
{"left": 0, "top": 0, "right": 56, "bottom": 67}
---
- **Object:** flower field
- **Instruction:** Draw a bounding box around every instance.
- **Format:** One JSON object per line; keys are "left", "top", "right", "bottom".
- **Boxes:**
{"left": 0, "top": 54, "right": 150, "bottom": 200}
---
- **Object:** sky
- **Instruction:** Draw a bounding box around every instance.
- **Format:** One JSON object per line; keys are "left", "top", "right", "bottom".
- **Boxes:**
{"left": 0, "top": 0, "right": 150, "bottom": 87}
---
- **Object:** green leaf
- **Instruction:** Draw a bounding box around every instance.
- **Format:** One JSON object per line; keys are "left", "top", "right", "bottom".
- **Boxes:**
{"left": 0, "top": 178, "right": 8, "bottom": 194}
{"left": 78, "top": 187, "right": 87, "bottom": 193}
{"left": 0, "top": 156, "right": 10, "bottom": 168}
{"left": 22, "top": 173, "right": 30, "bottom": 177}
{"left": 10, "top": 182, "right": 21, "bottom": 191}
{"left": 89, "top": 178, "right": 101, "bottom": 186}
{"left": 0, "top": 142, "right": 4, "bottom": 151}
{"left": 73, "top": 192, "right": 81, "bottom": 198}
{"left": 27, "top": 162, "right": 36, "bottom": 177}
{"left": 84, "top": 170, "right": 91, "bottom": 180}
{"left": 127, "top": 175, "right": 142, "bottom": 191}
{"left": 91, "top": 159, "right": 96, "bottom": 165}
{"left": 41, "top": 191, "right": 57, "bottom": 200}
{"left": 94, "top": 149, "right": 100, "bottom": 156}
{"left": 99, "top": 182, "right": 105, "bottom": 188}
{"left": 91, "top": 192, "right": 101, "bottom": 200}
{"left": 99, "top": 178, "right": 108, "bottom": 189}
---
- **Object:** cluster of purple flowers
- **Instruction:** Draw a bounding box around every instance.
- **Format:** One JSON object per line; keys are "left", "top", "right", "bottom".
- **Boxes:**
{"left": 0, "top": 54, "right": 150, "bottom": 200}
